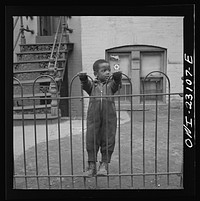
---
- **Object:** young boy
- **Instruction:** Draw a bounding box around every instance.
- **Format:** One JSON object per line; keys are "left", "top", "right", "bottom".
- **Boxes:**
{"left": 78, "top": 59, "right": 122, "bottom": 177}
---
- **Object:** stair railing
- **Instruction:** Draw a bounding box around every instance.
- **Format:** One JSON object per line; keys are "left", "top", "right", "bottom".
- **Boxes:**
{"left": 46, "top": 16, "right": 72, "bottom": 116}
{"left": 60, "top": 17, "right": 71, "bottom": 82}
{"left": 48, "top": 16, "right": 64, "bottom": 116}
{"left": 47, "top": 16, "right": 62, "bottom": 70}
{"left": 48, "top": 16, "right": 72, "bottom": 78}
{"left": 54, "top": 17, "right": 65, "bottom": 76}
{"left": 13, "top": 16, "right": 34, "bottom": 51}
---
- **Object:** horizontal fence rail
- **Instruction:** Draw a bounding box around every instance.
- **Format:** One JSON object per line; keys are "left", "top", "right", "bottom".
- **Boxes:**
{"left": 13, "top": 92, "right": 183, "bottom": 101}
{"left": 13, "top": 72, "right": 183, "bottom": 189}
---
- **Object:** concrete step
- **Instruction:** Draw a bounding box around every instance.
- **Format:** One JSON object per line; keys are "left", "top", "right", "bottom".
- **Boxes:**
{"left": 13, "top": 77, "right": 62, "bottom": 85}
{"left": 13, "top": 67, "right": 64, "bottom": 74}
{"left": 13, "top": 58, "right": 66, "bottom": 64}
{"left": 19, "top": 42, "right": 73, "bottom": 52}
{"left": 16, "top": 51, "right": 66, "bottom": 61}
{"left": 19, "top": 42, "right": 71, "bottom": 46}
{"left": 16, "top": 49, "right": 67, "bottom": 55}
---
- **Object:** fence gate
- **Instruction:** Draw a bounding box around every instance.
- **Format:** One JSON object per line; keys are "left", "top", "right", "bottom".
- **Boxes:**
{"left": 13, "top": 71, "right": 183, "bottom": 189}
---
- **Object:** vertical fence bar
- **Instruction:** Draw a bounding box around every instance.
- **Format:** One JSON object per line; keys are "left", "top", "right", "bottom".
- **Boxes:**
{"left": 106, "top": 89, "right": 110, "bottom": 188}
{"left": 32, "top": 75, "right": 58, "bottom": 189}
{"left": 57, "top": 99, "right": 62, "bottom": 189}
{"left": 69, "top": 74, "right": 83, "bottom": 188}
{"left": 122, "top": 74, "right": 133, "bottom": 188}
{"left": 128, "top": 77, "right": 133, "bottom": 188}
{"left": 143, "top": 71, "right": 171, "bottom": 187}
{"left": 44, "top": 90, "right": 51, "bottom": 189}
{"left": 118, "top": 87, "right": 121, "bottom": 189}
{"left": 32, "top": 82, "right": 39, "bottom": 189}
{"left": 167, "top": 81, "right": 171, "bottom": 186}
{"left": 81, "top": 89, "right": 86, "bottom": 188}
{"left": 105, "top": 76, "right": 113, "bottom": 189}
{"left": 13, "top": 141, "right": 16, "bottom": 188}
{"left": 124, "top": 84, "right": 127, "bottom": 101}
{"left": 69, "top": 93, "right": 74, "bottom": 188}
{"left": 155, "top": 81, "right": 158, "bottom": 186}
{"left": 94, "top": 93, "right": 97, "bottom": 188}
{"left": 21, "top": 84, "right": 27, "bottom": 188}
{"left": 142, "top": 79, "right": 146, "bottom": 187}
{"left": 13, "top": 78, "right": 27, "bottom": 188}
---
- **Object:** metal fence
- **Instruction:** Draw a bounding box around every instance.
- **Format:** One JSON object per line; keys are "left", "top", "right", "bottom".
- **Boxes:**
{"left": 13, "top": 71, "right": 183, "bottom": 189}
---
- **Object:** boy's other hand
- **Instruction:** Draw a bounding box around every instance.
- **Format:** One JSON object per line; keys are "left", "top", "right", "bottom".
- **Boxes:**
{"left": 78, "top": 72, "right": 88, "bottom": 81}
{"left": 113, "top": 71, "right": 122, "bottom": 80}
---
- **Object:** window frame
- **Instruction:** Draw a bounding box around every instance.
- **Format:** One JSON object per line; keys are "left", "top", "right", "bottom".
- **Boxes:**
{"left": 105, "top": 45, "right": 167, "bottom": 103}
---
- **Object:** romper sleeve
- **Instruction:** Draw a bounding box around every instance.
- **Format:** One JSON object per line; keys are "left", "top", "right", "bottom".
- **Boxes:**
{"left": 80, "top": 77, "right": 93, "bottom": 95}
{"left": 110, "top": 72, "right": 122, "bottom": 94}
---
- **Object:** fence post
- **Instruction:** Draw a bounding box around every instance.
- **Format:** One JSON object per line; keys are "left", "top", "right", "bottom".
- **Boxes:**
{"left": 49, "top": 81, "right": 58, "bottom": 116}
{"left": 49, "top": 58, "right": 58, "bottom": 116}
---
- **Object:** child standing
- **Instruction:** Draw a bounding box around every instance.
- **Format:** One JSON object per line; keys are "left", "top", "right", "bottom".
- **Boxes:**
{"left": 78, "top": 59, "right": 122, "bottom": 177}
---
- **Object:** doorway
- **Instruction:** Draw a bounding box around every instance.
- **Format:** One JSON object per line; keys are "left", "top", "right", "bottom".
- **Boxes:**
{"left": 38, "top": 16, "right": 62, "bottom": 36}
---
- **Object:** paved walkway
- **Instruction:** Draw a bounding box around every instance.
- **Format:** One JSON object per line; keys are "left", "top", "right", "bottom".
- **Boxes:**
{"left": 13, "top": 111, "right": 130, "bottom": 159}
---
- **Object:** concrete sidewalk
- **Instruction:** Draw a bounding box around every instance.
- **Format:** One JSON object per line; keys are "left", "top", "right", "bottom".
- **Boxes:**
{"left": 13, "top": 111, "right": 130, "bottom": 159}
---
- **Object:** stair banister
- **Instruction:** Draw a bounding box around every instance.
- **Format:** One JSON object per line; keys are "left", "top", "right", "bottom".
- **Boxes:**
{"left": 48, "top": 16, "right": 62, "bottom": 116}
{"left": 48, "top": 16, "right": 62, "bottom": 69}
{"left": 54, "top": 17, "right": 65, "bottom": 77}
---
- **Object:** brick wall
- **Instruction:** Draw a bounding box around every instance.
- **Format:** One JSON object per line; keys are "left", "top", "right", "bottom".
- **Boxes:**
{"left": 80, "top": 16, "right": 183, "bottom": 112}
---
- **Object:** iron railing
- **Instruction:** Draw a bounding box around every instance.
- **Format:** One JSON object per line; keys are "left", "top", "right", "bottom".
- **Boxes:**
{"left": 13, "top": 16, "right": 34, "bottom": 51}
{"left": 13, "top": 71, "right": 183, "bottom": 189}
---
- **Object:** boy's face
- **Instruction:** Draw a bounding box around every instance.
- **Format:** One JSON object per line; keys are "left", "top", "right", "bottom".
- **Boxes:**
{"left": 95, "top": 62, "right": 111, "bottom": 82}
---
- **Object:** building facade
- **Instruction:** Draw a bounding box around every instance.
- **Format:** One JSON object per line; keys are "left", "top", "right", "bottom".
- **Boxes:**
{"left": 13, "top": 16, "right": 183, "bottom": 117}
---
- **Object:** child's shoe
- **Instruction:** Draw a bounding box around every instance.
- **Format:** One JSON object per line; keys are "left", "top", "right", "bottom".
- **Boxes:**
{"left": 96, "top": 162, "right": 108, "bottom": 176}
{"left": 83, "top": 162, "right": 96, "bottom": 177}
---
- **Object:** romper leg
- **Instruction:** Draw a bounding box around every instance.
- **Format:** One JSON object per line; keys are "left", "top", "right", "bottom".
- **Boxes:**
{"left": 100, "top": 101, "right": 117, "bottom": 163}
{"left": 86, "top": 102, "right": 101, "bottom": 162}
